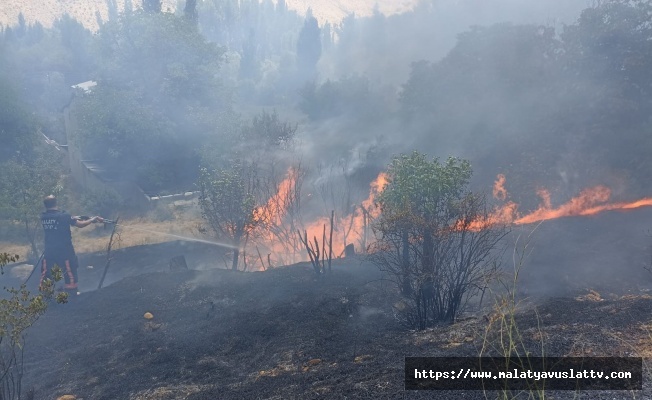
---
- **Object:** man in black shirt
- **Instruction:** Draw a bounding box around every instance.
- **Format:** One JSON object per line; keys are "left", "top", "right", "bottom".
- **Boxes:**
{"left": 40, "top": 195, "right": 103, "bottom": 295}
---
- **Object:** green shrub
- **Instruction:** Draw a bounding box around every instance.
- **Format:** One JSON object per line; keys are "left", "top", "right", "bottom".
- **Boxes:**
{"left": 0, "top": 252, "right": 66, "bottom": 399}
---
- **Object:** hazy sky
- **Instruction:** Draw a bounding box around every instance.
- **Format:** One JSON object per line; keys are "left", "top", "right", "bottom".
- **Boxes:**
{"left": 0, "top": 0, "right": 588, "bottom": 30}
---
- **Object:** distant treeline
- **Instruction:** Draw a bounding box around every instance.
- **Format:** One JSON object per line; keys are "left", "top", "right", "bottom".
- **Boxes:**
{"left": 0, "top": 0, "right": 651, "bottom": 205}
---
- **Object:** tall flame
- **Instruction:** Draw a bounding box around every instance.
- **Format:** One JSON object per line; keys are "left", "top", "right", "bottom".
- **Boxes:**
{"left": 252, "top": 170, "right": 388, "bottom": 268}
{"left": 487, "top": 175, "right": 652, "bottom": 226}
{"left": 255, "top": 167, "right": 298, "bottom": 227}
{"left": 254, "top": 170, "right": 652, "bottom": 268}
{"left": 493, "top": 174, "right": 508, "bottom": 201}
{"left": 302, "top": 172, "right": 388, "bottom": 257}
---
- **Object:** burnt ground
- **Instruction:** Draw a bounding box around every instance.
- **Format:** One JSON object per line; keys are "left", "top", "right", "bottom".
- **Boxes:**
{"left": 7, "top": 241, "right": 652, "bottom": 400}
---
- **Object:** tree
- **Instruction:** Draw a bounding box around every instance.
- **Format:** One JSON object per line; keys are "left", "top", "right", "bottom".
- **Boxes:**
{"left": 398, "top": 23, "right": 569, "bottom": 204}
{"left": 239, "top": 29, "right": 259, "bottom": 80}
{"left": 142, "top": 0, "right": 161, "bottom": 13}
{"left": 242, "top": 109, "right": 297, "bottom": 149}
{"left": 322, "top": 22, "right": 333, "bottom": 51}
{"left": 299, "top": 75, "right": 385, "bottom": 121}
{"left": 197, "top": 161, "right": 262, "bottom": 270}
{"left": 371, "top": 152, "right": 507, "bottom": 328}
{"left": 296, "top": 8, "right": 321, "bottom": 81}
{"left": 184, "top": 0, "right": 198, "bottom": 23}
{"left": 53, "top": 14, "right": 96, "bottom": 86}
{"left": 95, "top": 11, "right": 225, "bottom": 103}
{"left": 559, "top": 0, "right": 652, "bottom": 190}
{"left": 0, "top": 80, "right": 38, "bottom": 161}
{"left": 106, "top": 0, "right": 119, "bottom": 22}
{"left": 77, "top": 10, "right": 229, "bottom": 193}
{"left": 0, "top": 151, "right": 64, "bottom": 259}
{"left": 198, "top": 110, "right": 300, "bottom": 269}
{"left": 0, "top": 79, "right": 65, "bottom": 259}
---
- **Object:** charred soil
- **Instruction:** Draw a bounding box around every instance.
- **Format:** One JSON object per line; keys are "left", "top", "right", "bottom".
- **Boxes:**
{"left": 15, "top": 245, "right": 652, "bottom": 400}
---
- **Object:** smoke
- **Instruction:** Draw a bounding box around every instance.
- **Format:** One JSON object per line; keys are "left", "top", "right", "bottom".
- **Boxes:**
{"left": 513, "top": 210, "right": 652, "bottom": 297}
{"left": 6, "top": 0, "right": 651, "bottom": 298}
{"left": 307, "top": 0, "right": 589, "bottom": 177}
{"left": 319, "top": 0, "right": 587, "bottom": 86}
{"left": 292, "top": 0, "right": 652, "bottom": 297}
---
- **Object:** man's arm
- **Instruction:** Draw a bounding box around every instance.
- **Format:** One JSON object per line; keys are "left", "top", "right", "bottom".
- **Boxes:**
{"left": 73, "top": 216, "right": 103, "bottom": 228}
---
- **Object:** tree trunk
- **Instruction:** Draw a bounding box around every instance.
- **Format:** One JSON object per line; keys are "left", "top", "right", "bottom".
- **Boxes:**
{"left": 401, "top": 229, "right": 411, "bottom": 296}
{"left": 231, "top": 248, "right": 239, "bottom": 270}
{"left": 231, "top": 229, "right": 242, "bottom": 270}
{"left": 184, "top": 0, "right": 198, "bottom": 22}
{"left": 25, "top": 219, "right": 38, "bottom": 260}
{"left": 421, "top": 228, "right": 435, "bottom": 323}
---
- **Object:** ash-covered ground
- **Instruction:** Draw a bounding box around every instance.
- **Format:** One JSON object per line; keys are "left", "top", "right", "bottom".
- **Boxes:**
{"left": 10, "top": 229, "right": 652, "bottom": 400}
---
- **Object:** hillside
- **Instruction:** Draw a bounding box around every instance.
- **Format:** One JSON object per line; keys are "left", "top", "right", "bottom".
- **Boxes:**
{"left": 9, "top": 242, "right": 652, "bottom": 399}
{"left": 0, "top": 0, "right": 417, "bottom": 30}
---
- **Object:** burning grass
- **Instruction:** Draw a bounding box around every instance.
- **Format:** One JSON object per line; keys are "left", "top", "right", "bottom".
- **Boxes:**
{"left": 482, "top": 174, "right": 652, "bottom": 228}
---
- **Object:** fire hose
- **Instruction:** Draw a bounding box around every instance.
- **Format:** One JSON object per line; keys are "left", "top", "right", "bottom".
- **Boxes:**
{"left": 74, "top": 216, "right": 117, "bottom": 225}
{"left": 23, "top": 251, "right": 44, "bottom": 285}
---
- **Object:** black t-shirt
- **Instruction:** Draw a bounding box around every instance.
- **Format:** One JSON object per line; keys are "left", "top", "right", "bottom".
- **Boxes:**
{"left": 41, "top": 209, "right": 76, "bottom": 256}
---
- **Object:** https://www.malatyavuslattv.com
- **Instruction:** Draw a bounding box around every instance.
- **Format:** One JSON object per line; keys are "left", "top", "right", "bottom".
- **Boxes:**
{"left": 405, "top": 357, "right": 642, "bottom": 391}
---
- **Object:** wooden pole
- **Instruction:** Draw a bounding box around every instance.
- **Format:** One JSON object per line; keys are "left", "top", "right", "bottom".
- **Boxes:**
{"left": 98, "top": 216, "right": 120, "bottom": 289}
{"left": 321, "top": 223, "right": 326, "bottom": 273}
{"left": 256, "top": 246, "right": 266, "bottom": 271}
{"left": 328, "top": 210, "right": 334, "bottom": 272}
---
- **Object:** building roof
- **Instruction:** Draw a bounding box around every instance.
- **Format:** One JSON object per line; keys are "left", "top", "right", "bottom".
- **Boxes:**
{"left": 71, "top": 80, "right": 97, "bottom": 93}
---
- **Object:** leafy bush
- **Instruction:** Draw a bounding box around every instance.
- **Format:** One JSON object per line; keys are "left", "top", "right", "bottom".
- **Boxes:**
{"left": 371, "top": 152, "right": 508, "bottom": 329}
{"left": 0, "top": 253, "right": 66, "bottom": 399}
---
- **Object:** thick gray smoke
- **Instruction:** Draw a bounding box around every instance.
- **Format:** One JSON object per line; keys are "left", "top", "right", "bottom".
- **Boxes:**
{"left": 296, "top": 0, "right": 652, "bottom": 296}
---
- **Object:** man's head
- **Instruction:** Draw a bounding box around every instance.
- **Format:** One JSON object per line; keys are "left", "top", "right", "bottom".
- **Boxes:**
{"left": 43, "top": 195, "right": 57, "bottom": 209}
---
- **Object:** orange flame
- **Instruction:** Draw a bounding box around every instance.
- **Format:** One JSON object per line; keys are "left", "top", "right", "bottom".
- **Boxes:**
{"left": 485, "top": 175, "right": 652, "bottom": 227}
{"left": 253, "top": 171, "right": 388, "bottom": 268}
{"left": 493, "top": 174, "right": 508, "bottom": 201}
{"left": 302, "top": 172, "right": 388, "bottom": 257}
{"left": 255, "top": 167, "right": 298, "bottom": 227}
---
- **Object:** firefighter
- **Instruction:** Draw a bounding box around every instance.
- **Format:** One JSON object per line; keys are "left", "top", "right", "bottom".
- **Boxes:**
{"left": 40, "top": 195, "right": 103, "bottom": 295}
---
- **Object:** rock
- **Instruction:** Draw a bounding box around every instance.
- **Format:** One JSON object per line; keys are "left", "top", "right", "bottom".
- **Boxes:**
{"left": 344, "top": 243, "right": 355, "bottom": 257}
{"left": 144, "top": 312, "right": 154, "bottom": 319}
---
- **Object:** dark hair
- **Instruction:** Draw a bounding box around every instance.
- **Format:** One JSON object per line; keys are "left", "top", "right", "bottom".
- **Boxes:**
{"left": 43, "top": 195, "right": 57, "bottom": 209}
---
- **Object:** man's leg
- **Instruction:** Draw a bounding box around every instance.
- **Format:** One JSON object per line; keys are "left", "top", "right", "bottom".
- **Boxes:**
{"left": 62, "top": 254, "right": 79, "bottom": 295}
{"left": 40, "top": 255, "right": 65, "bottom": 290}
{"left": 39, "top": 257, "right": 50, "bottom": 289}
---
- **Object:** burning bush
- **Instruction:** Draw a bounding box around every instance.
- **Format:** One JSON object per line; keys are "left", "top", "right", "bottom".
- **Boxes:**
{"left": 370, "top": 152, "right": 508, "bottom": 329}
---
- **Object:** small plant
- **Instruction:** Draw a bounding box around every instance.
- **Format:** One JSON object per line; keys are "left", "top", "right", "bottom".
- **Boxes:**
{"left": 0, "top": 252, "right": 67, "bottom": 400}
{"left": 480, "top": 226, "right": 547, "bottom": 399}
{"left": 297, "top": 210, "right": 334, "bottom": 275}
